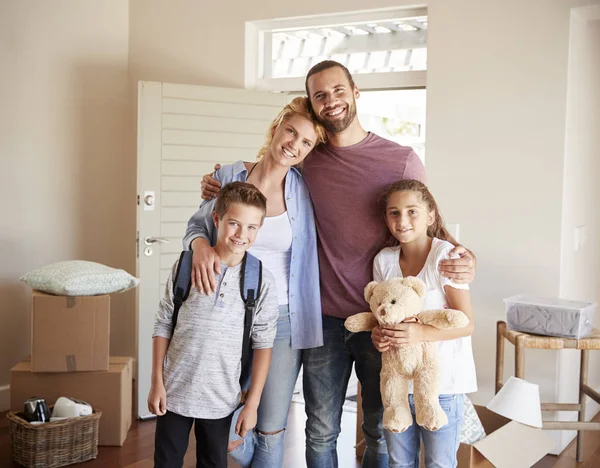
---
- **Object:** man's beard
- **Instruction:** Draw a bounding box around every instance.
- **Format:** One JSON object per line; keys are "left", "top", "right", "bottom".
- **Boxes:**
{"left": 318, "top": 100, "right": 357, "bottom": 134}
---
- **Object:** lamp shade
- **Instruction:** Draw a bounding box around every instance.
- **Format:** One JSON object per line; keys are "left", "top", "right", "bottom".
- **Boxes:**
{"left": 487, "top": 376, "right": 543, "bottom": 428}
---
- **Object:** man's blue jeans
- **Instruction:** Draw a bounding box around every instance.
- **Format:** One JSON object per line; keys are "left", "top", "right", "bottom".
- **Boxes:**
{"left": 303, "top": 314, "right": 388, "bottom": 468}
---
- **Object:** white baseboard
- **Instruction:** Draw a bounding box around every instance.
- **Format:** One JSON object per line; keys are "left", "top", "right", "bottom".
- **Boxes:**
{"left": 0, "top": 384, "right": 9, "bottom": 412}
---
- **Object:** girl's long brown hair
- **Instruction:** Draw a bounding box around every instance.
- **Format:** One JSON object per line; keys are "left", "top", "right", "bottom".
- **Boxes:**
{"left": 379, "top": 179, "right": 451, "bottom": 247}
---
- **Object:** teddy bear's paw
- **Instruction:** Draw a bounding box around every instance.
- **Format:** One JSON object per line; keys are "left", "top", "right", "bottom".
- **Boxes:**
{"left": 416, "top": 403, "right": 448, "bottom": 431}
{"left": 444, "top": 309, "right": 469, "bottom": 328}
{"left": 383, "top": 407, "right": 412, "bottom": 433}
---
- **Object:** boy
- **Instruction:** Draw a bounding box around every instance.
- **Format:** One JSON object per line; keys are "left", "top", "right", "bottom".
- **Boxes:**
{"left": 148, "top": 182, "right": 279, "bottom": 468}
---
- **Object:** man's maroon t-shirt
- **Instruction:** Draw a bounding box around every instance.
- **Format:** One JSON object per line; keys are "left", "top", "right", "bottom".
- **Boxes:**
{"left": 302, "top": 132, "right": 427, "bottom": 319}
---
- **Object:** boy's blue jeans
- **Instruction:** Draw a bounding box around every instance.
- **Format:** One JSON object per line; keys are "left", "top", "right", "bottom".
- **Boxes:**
{"left": 302, "top": 315, "right": 388, "bottom": 468}
{"left": 386, "top": 394, "right": 464, "bottom": 468}
{"left": 228, "top": 306, "right": 302, "bottom": 468}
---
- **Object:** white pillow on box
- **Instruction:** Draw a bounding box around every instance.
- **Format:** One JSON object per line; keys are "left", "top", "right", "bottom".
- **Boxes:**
{"left": 21, "top": 260, "right": 139, "bottom": 296}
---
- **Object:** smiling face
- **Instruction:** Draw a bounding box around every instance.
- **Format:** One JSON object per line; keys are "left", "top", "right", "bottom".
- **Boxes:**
{"left": 212, "top": 202, "right": 264, "bottom": 257}
{"left": 306, "top": 66, "right": 359, "bottom": 134}
{"left": 385, "top": 190, "right": 435, "bottom": 245}
{"left": 265, "top": 115, "right": 319, "bottom": 167}
{"left": 364, "top": 278, "right": 426, "bottom": 325}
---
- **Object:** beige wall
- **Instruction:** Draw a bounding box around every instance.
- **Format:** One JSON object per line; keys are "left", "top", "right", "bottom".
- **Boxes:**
{"left": 0, "top": 0, "right": 135, "bottom": 408}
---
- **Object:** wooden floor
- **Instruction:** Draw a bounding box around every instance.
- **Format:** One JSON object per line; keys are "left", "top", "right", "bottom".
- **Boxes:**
{"left": 1, "top": 404, "right": 599, "bottom": 467}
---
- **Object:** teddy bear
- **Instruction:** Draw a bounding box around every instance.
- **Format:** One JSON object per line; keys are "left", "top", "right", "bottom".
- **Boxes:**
{"left": 344, "top": 276, "right": 469, "bottom": 434}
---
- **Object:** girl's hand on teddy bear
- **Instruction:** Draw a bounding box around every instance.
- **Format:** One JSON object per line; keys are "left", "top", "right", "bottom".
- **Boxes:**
{"left": 396, "top": 323, "right": 427, "bottom": 346}
{"left": 380, "top": 322, "right": 429, "bottom": 347}
{"left": 371, "top": 326, "right": 391, "bottom": 352}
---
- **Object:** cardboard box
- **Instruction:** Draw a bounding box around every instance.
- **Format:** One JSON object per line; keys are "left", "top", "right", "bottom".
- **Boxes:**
{"left": 31, "top": 290, "right": 110, "bottom": 372}
{"left": 458, "top": 405, "right": 554, "bottom": 468}
{"left": 10, "top": 357, "right": 133, "bottom": 446}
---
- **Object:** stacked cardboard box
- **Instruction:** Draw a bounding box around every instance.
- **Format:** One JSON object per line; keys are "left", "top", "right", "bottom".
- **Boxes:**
{"left": 30, "top": 291, "right": 110, "bottom": 372}
{"left": 10, "top": 290, "right": 133, "bottom": 446}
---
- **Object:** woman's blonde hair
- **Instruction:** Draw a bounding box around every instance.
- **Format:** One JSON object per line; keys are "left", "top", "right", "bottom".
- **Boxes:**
{"left": 256, "top": 97, "right": 327, "bottom": 161}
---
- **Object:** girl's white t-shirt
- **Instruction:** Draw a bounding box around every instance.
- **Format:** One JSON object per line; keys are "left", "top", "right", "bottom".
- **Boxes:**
{"left": 373, "top": 237, "right": 478, "bottom": 395}
{"left": 249, "top": 211, "right": 293, "bottom": 306}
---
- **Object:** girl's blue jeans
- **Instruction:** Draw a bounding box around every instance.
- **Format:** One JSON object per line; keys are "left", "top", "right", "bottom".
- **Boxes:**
{"left": 228, "top": 306, "right": 302, "bottom": 468}
{"left": 385, "top": 394, "right": 464, "bottom": 468}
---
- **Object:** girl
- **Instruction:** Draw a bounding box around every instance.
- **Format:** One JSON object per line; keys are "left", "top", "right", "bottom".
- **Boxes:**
{"left": 371, "top": 179, "right": 477, "bottom": 468}
{"left": 183, "top": 97, "right": 327, "bottom": 468}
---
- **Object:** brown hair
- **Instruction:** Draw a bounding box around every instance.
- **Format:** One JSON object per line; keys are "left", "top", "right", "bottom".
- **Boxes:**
{"left": 305, "top": 60, "right": 356, "bottom": 99}
{"left": 214, "top": 182, "right": 267, "bottom": 220}
{"left": 257, "top": 96, "right": 327, "bottom": 161}
{"left": 379, "top": 179, "right": 451, "bottom": 245}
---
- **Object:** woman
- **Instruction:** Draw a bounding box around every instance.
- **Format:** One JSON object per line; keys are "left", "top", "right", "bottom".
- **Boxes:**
{"left": 182, "top": 97, "right": 327, "bottom": 467}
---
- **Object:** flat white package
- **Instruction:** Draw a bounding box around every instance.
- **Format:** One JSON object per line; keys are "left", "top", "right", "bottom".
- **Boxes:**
{"left": 504, "top": 295, "right": 596, "bottom": 339}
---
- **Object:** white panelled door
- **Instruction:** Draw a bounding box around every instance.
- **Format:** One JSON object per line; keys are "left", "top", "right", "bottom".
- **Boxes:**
{"left": 136, "top": 82, "right": 288, "bottom": 419}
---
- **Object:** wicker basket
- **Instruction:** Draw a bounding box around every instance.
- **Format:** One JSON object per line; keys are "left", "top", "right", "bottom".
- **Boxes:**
{"left": 7, "top": 408, "right": 101, "bottom": 468}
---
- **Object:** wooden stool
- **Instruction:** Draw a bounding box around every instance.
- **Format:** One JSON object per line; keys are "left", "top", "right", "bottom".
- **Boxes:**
{"left": 495, "top": 320, "right": 600, "bottom": 462}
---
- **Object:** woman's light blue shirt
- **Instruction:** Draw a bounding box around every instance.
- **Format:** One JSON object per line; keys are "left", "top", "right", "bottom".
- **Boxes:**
{"left": 183, "top": 160, "right": 323, "bottom": 349}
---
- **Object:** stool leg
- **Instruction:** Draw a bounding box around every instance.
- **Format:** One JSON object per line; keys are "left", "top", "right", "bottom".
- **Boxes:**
{"left": 515, "top": 335, "right": 526, "bottom": 379}
{"left": 496, "top": 321, "right": 505, "bottom": 393}
{"left": 577, "top": 349, "right": 589, "bottom": 463}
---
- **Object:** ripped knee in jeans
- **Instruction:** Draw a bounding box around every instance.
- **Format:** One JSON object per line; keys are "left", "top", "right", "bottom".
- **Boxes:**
{"left": 257, "top": 428, "right": 285, "bottom": 436}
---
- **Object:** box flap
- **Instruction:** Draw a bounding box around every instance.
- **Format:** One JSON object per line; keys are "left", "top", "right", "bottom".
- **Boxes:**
{"left": 473, "top": 421, "right": 554, "bottom": 468}
{"left": 109, "top": 356, "right": 134, "bottom": 365}
{"left": 474, "top": 404, "right": 511, "bottom": 433}
{"left": 10, "top": 361, "right": 32, "bottom": 372}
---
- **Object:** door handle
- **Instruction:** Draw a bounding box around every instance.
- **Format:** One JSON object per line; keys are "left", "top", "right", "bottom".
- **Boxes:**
{"left": 144, "top": 236, "right": 170, "bottom": 245}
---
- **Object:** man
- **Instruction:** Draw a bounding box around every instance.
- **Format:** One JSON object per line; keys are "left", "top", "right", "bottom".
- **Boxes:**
{"left": 201, "top": 61, "right": 475, "bottom": 468}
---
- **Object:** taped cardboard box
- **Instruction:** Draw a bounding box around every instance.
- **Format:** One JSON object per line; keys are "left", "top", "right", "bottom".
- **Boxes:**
{"left": 31, "top": 290, "right": 110, "bottom": 372}
{"left": 458, "top": 405, "right": 554, "bottom": 468}
{"left": 10, "top": 357, "right": 132, "bottom": 446}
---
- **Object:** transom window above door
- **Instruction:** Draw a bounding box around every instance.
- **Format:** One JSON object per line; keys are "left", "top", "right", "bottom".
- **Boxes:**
{"left": 246, "top": 7, "right": 427, "bottom": 92}
{"left": 270, "top": 16, "right": 427, "bottom": 79}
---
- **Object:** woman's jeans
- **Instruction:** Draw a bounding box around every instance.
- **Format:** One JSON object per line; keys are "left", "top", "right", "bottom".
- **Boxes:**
{"left": 228, "top": 306, "right": 302, "bottom": 467}
{"left": 385, "top": 394, "right": 465, "bottom": 468}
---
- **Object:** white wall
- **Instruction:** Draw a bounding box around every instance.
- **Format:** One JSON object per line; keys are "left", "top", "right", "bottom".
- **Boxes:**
{"left": 0, "top": 0, "right": 134, "bottom": 409}
{"left": 558, "top": 6, "right": 600, "bottom": 449}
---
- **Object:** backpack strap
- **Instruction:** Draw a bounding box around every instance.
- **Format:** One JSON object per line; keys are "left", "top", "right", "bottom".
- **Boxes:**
{"left": 238, "top": 252, "right": 262, "bottom": 396}
{"left": 171, "top": 250, "right": 193, "bottom": 337}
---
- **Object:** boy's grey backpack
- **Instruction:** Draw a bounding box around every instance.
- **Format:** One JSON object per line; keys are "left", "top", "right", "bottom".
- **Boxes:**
{"left": 171, "top": 250, "right": 262, "bottom": 402}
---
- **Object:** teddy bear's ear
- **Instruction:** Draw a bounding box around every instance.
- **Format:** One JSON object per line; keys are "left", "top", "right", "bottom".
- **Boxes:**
{"left": 364, "top": 281, "right": 379, "bottom": 302}
{"left": 401, "top": 276, "right": 426, "bottom": 298}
